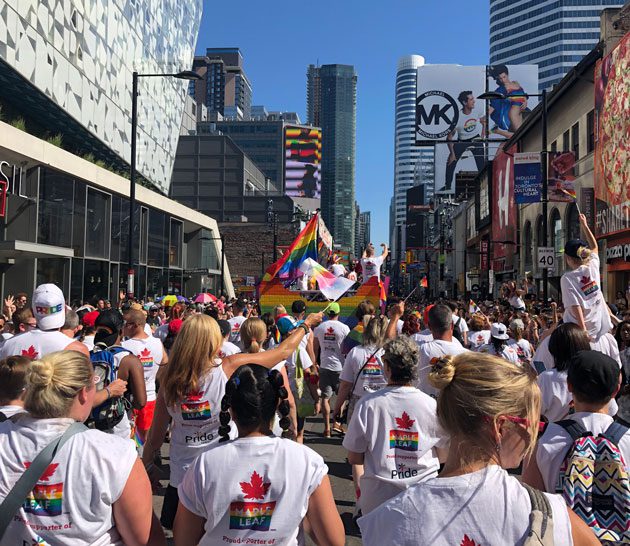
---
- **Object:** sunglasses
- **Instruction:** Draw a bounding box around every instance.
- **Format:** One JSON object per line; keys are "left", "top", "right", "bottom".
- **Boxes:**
{"left": 484, "top": 415, "right": 545, "bottom": 433}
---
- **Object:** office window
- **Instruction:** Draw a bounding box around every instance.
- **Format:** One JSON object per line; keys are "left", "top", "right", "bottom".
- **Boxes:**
{"left": 169, "top": 219, "right": 183, "bottom": 268}
{"left": 562, "top": 130, "right": 569, "bottom": 152}
{"left": 587, "top": 110, "right": 595, "bottom": 153}
{"left": 38, "top": 170, "right": 74, "bottom": 248}
{"left": 571, "top": 122, "right": 580, "bottom": 158}
{"left": 85, "top": 188, "right": 111, "bottom": 259}
{"left": 140, "top": 207, "right": 149, "bottom": 265}
{"left": 147, "top": 210, "right": 167, "bottom": 267}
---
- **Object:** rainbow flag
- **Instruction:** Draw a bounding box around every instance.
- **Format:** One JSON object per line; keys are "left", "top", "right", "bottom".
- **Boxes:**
{"left": 469, "top": 299, "right": 480, "bottom": 315}
{"left": 558, "top": 187, "right": 577, "bottom": 200}
{"left": 299, "top": 258, "right": 354, "bottom": 301}
{"left": 263, "top": 214, "right": 318, "bottom": 281}
{"left": 420, "top": 276, "right": 428, "bottom": 288}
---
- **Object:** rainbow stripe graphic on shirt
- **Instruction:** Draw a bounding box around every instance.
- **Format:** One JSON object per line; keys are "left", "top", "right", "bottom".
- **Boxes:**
{"left": 139, "top": 348, "right": 154, "bottom": 368}
{"left": 181, "top": 400, "right": 211, "bottom": 421}
{"left": 362, "top": 361, "right": 382, "bottom": 376}
{"left": 23, "top": 483, "right": 63, "bottom": 516}
{"left": 229, "top": 501, "right": 276, "bottom": 531}
{"left": 389, "top": 412, "right": 419, "bottom": 451}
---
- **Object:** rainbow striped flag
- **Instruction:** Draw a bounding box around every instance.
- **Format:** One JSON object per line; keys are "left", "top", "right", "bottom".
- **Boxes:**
{"left": 263, "top": 214, "right": 318, "bottom": 281}
{"left": 419, "top": 276, "right": 428, "bottom": 288}
{"left": 558, "top": 186, "right": 577, "bottom": 200}
{"left": 299, "top": 258, "right": 354, "bottom": 301}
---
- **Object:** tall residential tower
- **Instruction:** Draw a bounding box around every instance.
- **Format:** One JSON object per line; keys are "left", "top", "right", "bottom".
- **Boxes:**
{"left": 489, "top": 0, "right": 624, "bottom": 90}
{"left": 391, "top": 55, "right": 433, "bottom": 259}
{"left": 307, "top": 64, "right": 357, "bottom": 252}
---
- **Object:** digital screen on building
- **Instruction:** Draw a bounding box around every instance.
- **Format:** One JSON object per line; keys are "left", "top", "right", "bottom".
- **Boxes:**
{"left": 284, "top": 126, "right": 321, "bottom": 199}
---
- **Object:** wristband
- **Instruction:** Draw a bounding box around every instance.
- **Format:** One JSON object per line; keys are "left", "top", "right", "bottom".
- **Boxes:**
{"left": 105, "top": 386, "right": 111, "bottom": 399}
{"left": 299, "top": 323, "right": 310, "bottom": 335}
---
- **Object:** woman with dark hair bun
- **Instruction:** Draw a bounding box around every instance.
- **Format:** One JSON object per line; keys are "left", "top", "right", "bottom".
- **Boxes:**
{"left": 174, "top": 364, "right": 344, "bottom": 546}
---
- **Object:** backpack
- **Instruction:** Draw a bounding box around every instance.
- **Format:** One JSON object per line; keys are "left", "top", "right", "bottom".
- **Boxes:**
{"left": 452, "top": 316, "right": 464, "bottom": 345}
{"left": 555, "top": 419, "right": 630, "bottom": 543}
{"left": 88, "top": 345, "right": 130, "bottom": 431}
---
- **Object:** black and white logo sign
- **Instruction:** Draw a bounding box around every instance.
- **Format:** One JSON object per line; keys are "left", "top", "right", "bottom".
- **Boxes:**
{"left": 416, "top": 90, "right": 459, "bottom": 139}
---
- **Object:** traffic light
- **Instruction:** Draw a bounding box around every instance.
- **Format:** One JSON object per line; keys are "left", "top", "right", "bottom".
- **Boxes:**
{"left": 400, "top": 262, "right": 407, "bottom": 274}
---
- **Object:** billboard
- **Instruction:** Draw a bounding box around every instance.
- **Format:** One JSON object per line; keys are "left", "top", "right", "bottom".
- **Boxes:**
{"left": 548, "top": 151, "right": 577, "bottom": 203}
{"left": 284, "top": 126, "right": 321, "bottom": 199}
{"left": 594, "top": 32, "right": 630, "bottom": 237}
{"left": 491, "top": 146, "right": 518, "bottom": 272}
{"left": 416, "top": 64, "right": 538, "bottom": 194}
{"left": 514, "top": 152, "right": 542, "bottom": 204}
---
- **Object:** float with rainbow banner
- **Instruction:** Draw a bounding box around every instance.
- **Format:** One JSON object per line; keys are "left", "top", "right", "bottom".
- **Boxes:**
{"left": 258, "top": 212, "right": 383, "bottom": 320}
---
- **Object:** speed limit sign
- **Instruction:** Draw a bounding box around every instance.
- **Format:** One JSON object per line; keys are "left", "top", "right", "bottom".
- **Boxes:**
{"left": 537, "top": 247, "right": 555, "bottom": 270}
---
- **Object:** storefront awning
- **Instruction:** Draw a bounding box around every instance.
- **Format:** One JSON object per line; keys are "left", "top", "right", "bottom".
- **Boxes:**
{"left": 0, "top": 240, "right": 75, "bottom": 260}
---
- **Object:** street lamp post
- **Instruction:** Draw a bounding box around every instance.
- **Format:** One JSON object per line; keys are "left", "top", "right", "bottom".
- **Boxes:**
{"left": 477, "top": 89, "right": 548, "bottom": 301}
{"left": 127, "top": 69, "right": 201, "bottom": 299}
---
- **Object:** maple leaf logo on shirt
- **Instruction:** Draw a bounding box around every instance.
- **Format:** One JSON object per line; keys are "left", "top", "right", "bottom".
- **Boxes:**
{"left": 140, "top": 348, "right": 151, "bottom": 358}
{"left": 460, "top": 535, "right": 480, "bottom": 546}
{"left": 395, "top": 412, "right": 415, "bottom": 430}
{"left": 22, "top": 345, "right": 38, "bottom": 360}
{"left": 580, "top": 276, "right": 591, "bottom": 285}
{"left": 186, "top": 390, "right": 204, "bottom": 402}
{"left": 239, "top": 471, "right": 271, "bottom": 500}
{"left": 23, "top": 462, "right": 58, "bottom": 482}
{"left": 327, "top": 327, "right": 334, "bottom": 334}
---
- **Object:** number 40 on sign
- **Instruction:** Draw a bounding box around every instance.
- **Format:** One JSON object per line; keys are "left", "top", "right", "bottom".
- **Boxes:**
{"left": 537, "top": 247, "right": 555, "bottom": 269}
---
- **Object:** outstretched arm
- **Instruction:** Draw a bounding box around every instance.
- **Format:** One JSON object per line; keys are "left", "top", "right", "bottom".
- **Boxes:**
{"left": 579, "top": 213, "right": 598, "bottom": 254}
{"left": 380, "top": 243, "right": 389, "bottom": 261}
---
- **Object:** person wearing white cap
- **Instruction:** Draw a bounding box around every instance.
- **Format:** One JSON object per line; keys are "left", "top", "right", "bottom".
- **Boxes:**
{"left": 0, "top": 284, "right": 90, "bottom": 360}
{"left": 478, "top": 323, "right": 520, "bottom": 365}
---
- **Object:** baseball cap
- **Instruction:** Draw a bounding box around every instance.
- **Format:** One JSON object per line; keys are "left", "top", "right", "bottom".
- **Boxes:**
{"left": 568, "top": 350, "right": 621, "bottom": 402}
{"left": 150, "top": 305, "right": 159, "bottom": 311}
{"left": 490, "top": 322, "right": 509, "bottom": 340}
{"left": 291, "top": 300, "right": 307, "bottom": 314}
{"left": 326, "top": 302, "right": 341, "bottom": 316}
{"left": 168, "top": 319, "right": 183, "bottom": 335}
{"left": 32, "top": 284, "right": 66, "bottom": 330}
{"left": 276, "top": 314, "right": 298, "bottom": 336}
{"left": 94, "top": 309, "right": 124, "bottom": 332}
{"left": 217, "top": 319, "right": 231, "bottom": 338}
{"left": 82, "top": 310, "right": 100, "bottom": 328}
{"left": 565, "top": 239, "right": 588, "bottom": 259}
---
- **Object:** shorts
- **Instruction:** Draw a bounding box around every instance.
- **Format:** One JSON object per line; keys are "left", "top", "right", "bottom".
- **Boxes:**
{"left": 134, "top": 400, "right": 156, "bottom": 432}
{"left": 160, "top": 484, "right": 179, "bottom": 529}
{"left": 319, "top": 369, "right": 341, "bottom": 399}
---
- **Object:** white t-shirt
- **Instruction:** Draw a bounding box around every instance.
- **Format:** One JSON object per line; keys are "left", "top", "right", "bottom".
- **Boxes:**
{"left": 536, "top": 412, "right": 630, "bottom": 493}
{"left": 508, "top": 338, "right": 534, "bottom": 366}
{"left": 478, "top": 342, "right": 521, "bottom": 365}
{"left": 228, "top": 316, "right": 247, "bottom": 348}
{"left": 166, "top": 365, "right": 230, "bottom": 486}
{"left": 397, "top": 319, "right": 404, "bottom": 334}
{"left": 417, "top": 339, "right": 468, "bottom": 397}
{"left": 0, "top": 415, "right": 137, "bottom": 546}
{"left": 313, "top": 320, "right": 350, "bottom": 372}
{"left": 590, "top": 332, "right": 622, "bottom": 368}
{"left": 217, "top": 340, "right": 241, "bottom": 359}
{"left": 468, "top": 330, "right": 491, "bottom": 350}
{"left": 0, "top": 404, "right": 25, "bottom": 418}
{"left": 331, "top": 263, "right": 346, "bottom": 277}
{"left": 561, "top": 254, "right": 612, "bottom": 341}
{"left": 452, "top": 314, "right": 469, "bottom": 334}
{"left": 509, "top": 295, "right": 526, "bottom": 310}
{"left": 121, "top": 336, "right": 164, "bottom": 401}
{"left": 358, "top": 465, "right": 572, "bottom": 546}
{"left": 178, "top": 436, "right": 327, "bottom": 546}
{"left": 532, "top": 335, "right": 555, "bottom": 374}
{"left": 284, "top": 346, "right": 312, "bottom": 389}
{"left": 361, "top": 255, "right": 384, "bottom": 280}
{"left": 343, "top": 386, "right": 448, "bottom": 514}
{"left": 83, "top": 334, "right": 95, "bottom": 352}
{"left": 411, "top": 329, "right": 433, "bottom": 345}
{"left": 538, "top": 369, "right": 572, "bottom": 422}
{"left": 341, "top": 345, "right": 387, "bottom": 398}
{"left": 0, "top": 329, "right": 73, "bottom": 360}
{"left": 455, "top": 108, "right": 483, "bottom": 140}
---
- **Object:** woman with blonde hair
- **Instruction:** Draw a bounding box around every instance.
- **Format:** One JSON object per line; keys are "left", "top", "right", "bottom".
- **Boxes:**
{"left": 142, "top": 312, "right": 322, "bottom": 529}
{"left": 359, "top": 352, "right": 599, "bottom": 545}
{"left": 561, "top": 213, "right": 612, "bottom": 342}
{"left": 0, "top": 350, "right": 164, "bottom": 545}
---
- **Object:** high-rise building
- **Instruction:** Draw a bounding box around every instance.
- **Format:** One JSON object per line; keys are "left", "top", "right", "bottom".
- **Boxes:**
{"left": 489, "top": 0, "right": 624, "bottom": 90}
{"left": 0, "top": 0, "right": 202, "bottom": 193}
{"left": 391, "top": 55, "right": 433, "bottom": 260}
{"left": 190, "top": 48, "right": 252, "bottom": 120}
{"left": 307, "top": 64, "right": 357, "bottom": 252}
{"left": 356, "top": 210, "right": 371, "bottom": 257}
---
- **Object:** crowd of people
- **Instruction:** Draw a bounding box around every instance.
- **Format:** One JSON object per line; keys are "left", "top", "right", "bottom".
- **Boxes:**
{"left": 0, "top": 215, "right": 628, "bottom": 545}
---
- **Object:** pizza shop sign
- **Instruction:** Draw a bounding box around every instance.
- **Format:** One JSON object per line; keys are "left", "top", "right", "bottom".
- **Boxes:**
{"left": 606, "top": 243, "right": 630, "bottom": 263}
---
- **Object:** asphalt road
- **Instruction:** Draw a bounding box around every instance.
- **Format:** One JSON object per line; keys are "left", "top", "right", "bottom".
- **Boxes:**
{"left": 152, "top": 414, "right": 363, "bottom": 545}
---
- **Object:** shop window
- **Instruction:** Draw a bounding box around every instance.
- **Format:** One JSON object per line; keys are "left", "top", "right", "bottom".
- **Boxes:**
{"left": 566, "top": 203, "right": 580, "bottom": 241}
{"left": 140, "top": 207, "right": 149, "bottom": 265}
{"left": 37, "top": 258, "right": 70, "bottom": 298}
{"left": 83, "top": 259, "right": 109, "bottom": 303}
{"left": 169, "top": 219, "right": 183, "bottom": 268}
{"left": 146, "top": 267, "right": 167, "bottom": 298}
{"left": 85, "top": 188, "right": 111, "bottom": 259}
{"left": 111, "top": 196, "right": 122, "bottom": 263}
{"left": 38, "top": 169, "right": 74, "bottom": 248}
{"left": 70, "top": 258, "right": 84, "bottom": 306}
{"left": 147, "top": 210, "right": 167, "bottom": 267}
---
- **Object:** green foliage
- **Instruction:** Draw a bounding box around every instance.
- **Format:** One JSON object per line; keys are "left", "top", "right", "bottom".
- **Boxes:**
{"left": 94, "top": 160, "right": 107, "bottom": 169}
{"left": 46, "top": 134, "right": 63, "bottom": 147}
{"left": 82, "top": 153, "right": 96, "bottom": 163}
{"left": 11, "top": 117, "right": 26, "bottom": 131}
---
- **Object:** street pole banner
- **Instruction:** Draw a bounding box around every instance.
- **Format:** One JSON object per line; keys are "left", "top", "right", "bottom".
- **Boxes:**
{"left": 513, "top": 152, "right": 542, "bottom": 204}
{"left": 547, "top": 151, "right": 577, "bottom": 202}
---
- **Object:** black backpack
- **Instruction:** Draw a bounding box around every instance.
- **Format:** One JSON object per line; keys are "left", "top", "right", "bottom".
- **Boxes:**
{"left": 452, "top": 316, "right": 464, "bottom": 345}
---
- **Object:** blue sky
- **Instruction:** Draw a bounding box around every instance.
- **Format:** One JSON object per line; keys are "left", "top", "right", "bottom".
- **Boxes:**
{"left": 197, "top": 0, "right": 490, "bottom": 244}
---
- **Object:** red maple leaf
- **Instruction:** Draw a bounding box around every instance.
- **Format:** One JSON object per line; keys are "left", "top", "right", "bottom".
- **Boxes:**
{"left": 186, "top": 390, "right": 204, "bottom": 402}
{"left": 327, "top": 327, "right": 334, "bottom": 334}
{"left": 395, "top": 412, "right": 415, "bottom": 430}
{"left": 580, "top": 276, "right": 591, "bottom": 285}
{"left": 22, "top": 345, "right": 39, "bottom": 360}
{"left": 140, "top": 348, "right": 151, "bottom": 358}
{"left": 23, "top": 462, "right": 58, "bottom": 482}
{"left": 460, "top": 535, "right": 480, "bottom": 546}
{"left": 367, "top": 356, "right": 377, "bottom": 364}
{"left": 239, "top": 471, "right": 271, "bottom": 500}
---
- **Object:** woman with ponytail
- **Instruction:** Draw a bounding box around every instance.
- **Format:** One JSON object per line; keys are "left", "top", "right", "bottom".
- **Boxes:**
{"left": 358, "top": 352, "right": 599, "bottom": 546}
{"left": 0, "top": 351, "right": 164, "bottom": 545}
{"left": 174, "top": 364, "right": 344, "bottom": 546}
{"left": 142, "top": 312, "right": 322, "bottom": 530}
{"left": 561, "top": 213, "right": 612, "bottom": 342}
